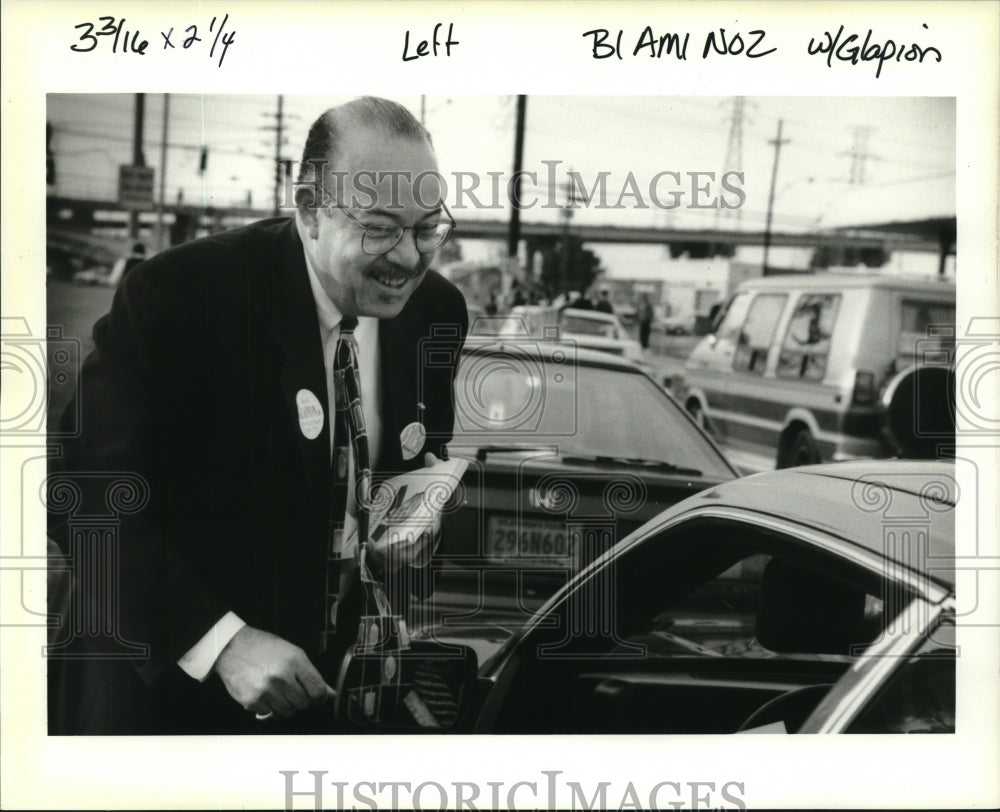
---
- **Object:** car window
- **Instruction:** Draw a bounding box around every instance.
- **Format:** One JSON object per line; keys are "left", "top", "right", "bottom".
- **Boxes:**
{"left": 613, "top": 548, "right": 889, "bottom": 660}
{"left": 560, "top": 314, "right": 616, "bottom": 338}
{"left": 845, "top": 617, "right": 955, "bottom": 733}
{"left": 470, "top": 315, "right": 529, "bottom": 337}
{"left": 777, "top": 293, "right": 842, "bottom": 381}
{"left": 451, "top": 354, "right": 734, "bottom": 477}
{"left": 733, "top": 294, "right": 787, "bottom": 374}
{"left": 489, "top": 517, "right": 926, "bottom": 735}
{"left": 713, "top": 293, "right": 752, "bottom": 357}
{"left": 897, "top": 300, "right": 955, "bottom": 371}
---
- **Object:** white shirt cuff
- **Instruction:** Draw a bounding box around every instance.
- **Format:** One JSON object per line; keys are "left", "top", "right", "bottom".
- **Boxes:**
{"left": 177, "top": 611, "right": 247, "bottom": 682}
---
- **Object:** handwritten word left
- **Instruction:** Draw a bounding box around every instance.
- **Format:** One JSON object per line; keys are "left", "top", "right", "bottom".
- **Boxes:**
{"left": 70, "top": 14, "right": 236, "bottom": 67}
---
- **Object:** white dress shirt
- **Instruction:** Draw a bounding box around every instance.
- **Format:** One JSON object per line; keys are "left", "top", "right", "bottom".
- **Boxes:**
{"left": 178, "top": 231, "right": 383, "bottom": 681}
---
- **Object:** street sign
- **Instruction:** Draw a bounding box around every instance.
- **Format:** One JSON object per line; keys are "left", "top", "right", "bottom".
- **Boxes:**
{"left": 118, "top": 165, "right": 154, "bottom": 210}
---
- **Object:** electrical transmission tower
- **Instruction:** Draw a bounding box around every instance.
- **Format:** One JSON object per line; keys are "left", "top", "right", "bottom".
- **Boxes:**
{"left": 718, "top": 96, "right": 747, "bottom": 227}
{"left": 844, "top": 126, "right": 877, "bottom": 185}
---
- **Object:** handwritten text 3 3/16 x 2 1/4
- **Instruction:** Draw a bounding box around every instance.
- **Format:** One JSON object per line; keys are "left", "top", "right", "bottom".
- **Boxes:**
{"left": 70, "top": 14, "right": 236, "bottom": 67}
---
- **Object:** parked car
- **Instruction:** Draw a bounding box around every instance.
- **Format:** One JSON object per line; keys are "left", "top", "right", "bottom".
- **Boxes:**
{"left": 339, "top": 461, "right": 957, "bottom": 735}
{"left": 672, "top": 273, "right": 956, "bottom": 471}
{"left": 652, "top": 315, "right": 693, "bottom": 336}
{"left": 465, "top": 302, "right": 486, "bottom": 322}
{"left": 555, "top": 308, "right": 645, "bottom": 364}
{"left": 419, "top": 339, "right": 738, "bottom": 637}
{"left": 497, "top": 305, "right": 646, "bottom": 365}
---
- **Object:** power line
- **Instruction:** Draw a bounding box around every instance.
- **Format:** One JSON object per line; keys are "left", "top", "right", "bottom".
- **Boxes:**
{"left": 51, "top": 124, "right": 273, "bottom": 161}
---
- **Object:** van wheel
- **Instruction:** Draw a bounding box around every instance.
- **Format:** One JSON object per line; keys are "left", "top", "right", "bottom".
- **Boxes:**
{"left": 779, "top": 428, "right": 820, "bottom": 468}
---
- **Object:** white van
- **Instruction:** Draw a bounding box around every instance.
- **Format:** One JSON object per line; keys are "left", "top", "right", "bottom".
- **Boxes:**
{"left": 673, "top": 273, "right": 955, "bottom": 471}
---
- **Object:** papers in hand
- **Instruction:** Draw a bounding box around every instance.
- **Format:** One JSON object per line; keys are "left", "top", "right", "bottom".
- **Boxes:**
{"left": 368, "top": 458, "right": 469, "bottom": 556}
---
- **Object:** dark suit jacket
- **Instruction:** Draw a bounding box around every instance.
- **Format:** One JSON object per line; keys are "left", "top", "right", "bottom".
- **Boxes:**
{"left": 47, "top": 217, "right": 468, "bottom": 734}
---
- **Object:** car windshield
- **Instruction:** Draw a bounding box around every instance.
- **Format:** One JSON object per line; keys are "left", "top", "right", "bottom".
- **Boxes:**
{"left": 451, "top": 353, "right": 733, "bottom": 477}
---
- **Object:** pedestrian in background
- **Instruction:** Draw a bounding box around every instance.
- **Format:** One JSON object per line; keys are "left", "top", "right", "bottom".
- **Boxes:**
{"left": 637, "top": 292, "right": 654, "bottom": 350}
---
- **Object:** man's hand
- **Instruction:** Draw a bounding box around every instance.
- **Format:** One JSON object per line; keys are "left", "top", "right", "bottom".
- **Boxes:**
{"left": 212, "top": 626, "right": 336, "bottom": 718}
{"left": 366, "top": 452, "right": 445, "bottom": 573}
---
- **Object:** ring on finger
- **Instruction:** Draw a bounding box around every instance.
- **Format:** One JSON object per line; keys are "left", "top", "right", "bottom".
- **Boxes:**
{"left": 254, "top": 710, "right": 275, "bottom": 721}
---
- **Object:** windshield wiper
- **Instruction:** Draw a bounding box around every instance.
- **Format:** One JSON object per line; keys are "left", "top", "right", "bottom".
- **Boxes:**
{"left": 561, "top": 454, "right": 702, "bottom": 477}
{"left": 464, "top": 444, "right": 560, "bottom": 462}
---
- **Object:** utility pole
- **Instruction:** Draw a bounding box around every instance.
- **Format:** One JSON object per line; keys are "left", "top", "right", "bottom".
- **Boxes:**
{"left": 262, "top": 95, "right": 298, "bottom": 215}
{"left": 272, "top": 95, "right": 285, "bottom": 215}
{"left": 559, "top": 167, "right": 576, "bottom": 297}
{"left": 762, "top": 118, "right": 789, "bottom": 275}
{"left": 156, "top": 93, "right": 169, "bottom": 251}
{"left": 507, "top": 95, "right": 527, "bottom": 265}
{"left": 129, "top": 93, "right": 146, "bottom": 239}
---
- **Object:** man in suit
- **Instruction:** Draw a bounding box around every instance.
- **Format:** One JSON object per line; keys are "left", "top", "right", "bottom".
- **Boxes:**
{"left": 47, "top": 97, "right": 468, "bottom": 734}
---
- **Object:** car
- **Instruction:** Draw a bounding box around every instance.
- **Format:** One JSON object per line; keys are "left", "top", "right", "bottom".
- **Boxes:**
{"left": 672, "top": 272, "right": 956, "bottom": 472}
{"left": 467, "top": 312, "right": 522, "bottom": 337}
{"left": 553, "top": 307, "right": 645, "bottom": 364}
{"left": 652, "top": 314, "right": 694, "bottom": 336}
{"left": 419, "top": 339, "right": 738, "bottom": 638}
{"left": 339, "top": 461, "right": 957, "bottom": 735}
{"left": 492, "top": 305, "right": 646, "bottom": 365}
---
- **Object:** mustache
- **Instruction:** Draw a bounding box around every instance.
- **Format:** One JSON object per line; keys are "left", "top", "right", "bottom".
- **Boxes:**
{"left": 368, "top": 255, "right": 430, "bottom": 280}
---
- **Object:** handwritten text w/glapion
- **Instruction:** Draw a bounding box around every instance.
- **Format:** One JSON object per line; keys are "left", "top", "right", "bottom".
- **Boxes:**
{"left": 806, "top": 23, "right": 942, "bottom": 78}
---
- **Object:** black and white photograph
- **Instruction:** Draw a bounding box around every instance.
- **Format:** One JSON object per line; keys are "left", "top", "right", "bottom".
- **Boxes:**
{"left": 2, "top": 2, "right": 998, "bottom": 810}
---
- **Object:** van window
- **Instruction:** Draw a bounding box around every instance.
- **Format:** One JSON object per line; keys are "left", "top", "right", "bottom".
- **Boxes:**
{"left": 777, "top": 293, "right": 842, "bottom": 381}
{"left": 897, "top": 300, "right": 955, "bottom": 370}
{"left": 713, "top": 293, "right": 752, "bottom": 357}
{"left": 733, "top": 294, "right": 787, "bottom": 374}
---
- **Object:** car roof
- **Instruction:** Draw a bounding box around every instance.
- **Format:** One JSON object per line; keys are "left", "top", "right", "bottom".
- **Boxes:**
{"left": 679, "top": 461, "right": 956, "bottom": 585}
{"left": 559, "top": 309, "right": 620, "bottom": 324}
{"left": 461, "top": 336, "right": 643, "bottom": 372}
{"left": 735, "top": 272, "right": 956, "bottom": 295}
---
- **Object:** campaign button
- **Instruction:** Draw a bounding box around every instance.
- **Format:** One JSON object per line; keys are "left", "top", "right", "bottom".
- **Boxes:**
{"left": 400, "top": 421, "right": 426, "bottom": 460}
{"left": 296, "top": 389, "right": 324, "bottom": 439}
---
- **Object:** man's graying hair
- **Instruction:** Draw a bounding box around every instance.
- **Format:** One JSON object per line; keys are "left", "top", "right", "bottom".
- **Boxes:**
{"left": 296, "top": 96, "right": 432, "bottom": 207}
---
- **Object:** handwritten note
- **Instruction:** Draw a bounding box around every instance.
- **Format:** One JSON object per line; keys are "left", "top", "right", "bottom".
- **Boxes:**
{"left": 70, "top": 13, "right": 236, "bottom": 67}
{"left": 581, "top": 23, "right": 942, "bottom": 78}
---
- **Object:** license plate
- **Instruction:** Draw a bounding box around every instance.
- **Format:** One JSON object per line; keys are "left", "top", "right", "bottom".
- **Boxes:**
{"left": 486, "top": 516, "right": 575, "bottom": 565}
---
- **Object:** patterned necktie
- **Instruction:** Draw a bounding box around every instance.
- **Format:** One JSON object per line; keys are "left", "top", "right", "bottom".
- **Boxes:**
{"left": 325, "top": 320, "right": 415, "bottom": 722}
{"left": 324, "top": 316, "right": 371, "bottom": 644}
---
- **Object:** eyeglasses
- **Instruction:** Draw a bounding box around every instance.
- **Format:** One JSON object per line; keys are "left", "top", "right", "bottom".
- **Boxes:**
{"left": 324, "top": 199, "right": 456, "bottom": 255}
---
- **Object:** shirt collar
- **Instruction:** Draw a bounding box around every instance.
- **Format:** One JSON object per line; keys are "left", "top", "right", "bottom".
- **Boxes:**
{"left": 298, "top": 219, "right": 379, "bottom": 343}
{"left": 302, "top": 257, "right": 342, "bottom": 339}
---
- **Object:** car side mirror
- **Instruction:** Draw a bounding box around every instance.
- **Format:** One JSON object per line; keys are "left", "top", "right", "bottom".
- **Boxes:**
{"left": 334, "top": 640, "right": 478, "bottom": 732}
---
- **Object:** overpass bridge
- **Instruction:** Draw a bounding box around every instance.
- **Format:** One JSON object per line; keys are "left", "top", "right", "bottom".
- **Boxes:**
{"left": 46, "top": 194, "right": 948, "bottom": 269}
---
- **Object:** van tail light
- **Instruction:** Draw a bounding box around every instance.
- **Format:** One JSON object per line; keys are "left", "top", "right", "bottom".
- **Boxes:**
{"left": 853, "top": 370, "right": 877, "bottom": 405}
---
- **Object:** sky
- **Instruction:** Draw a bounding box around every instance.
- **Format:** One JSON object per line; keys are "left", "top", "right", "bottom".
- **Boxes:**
{"left": 47, "top": 93, "right": 955, "bottom": 270}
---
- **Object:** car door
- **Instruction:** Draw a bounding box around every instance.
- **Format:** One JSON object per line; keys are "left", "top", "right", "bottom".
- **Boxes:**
{"left": 686, "top": 292, "right": 787, "bottom": 448}
{"left": 714, "top": 292, "right": 789, "bottom": 454}
{"left": 801, "top": 607, "right": 955, "bottom": 733}
{"left": 472, "top": 509, "right": 948, "bottom": 734}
